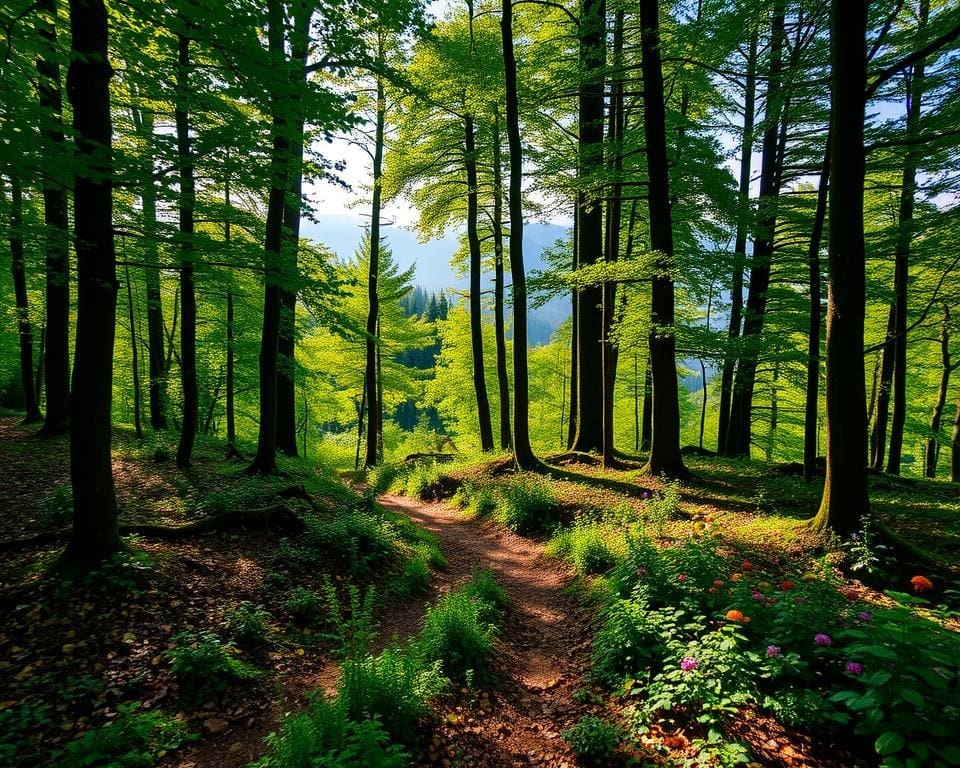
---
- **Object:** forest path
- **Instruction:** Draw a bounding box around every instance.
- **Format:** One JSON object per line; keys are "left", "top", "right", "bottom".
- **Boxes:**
{"left": 372, "top": 493, "right": 598, "bottom": 768}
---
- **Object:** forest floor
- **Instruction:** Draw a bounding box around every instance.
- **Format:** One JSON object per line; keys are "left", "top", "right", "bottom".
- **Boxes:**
{"left": 1, "top": 416, "right": 959, "bottom": 767}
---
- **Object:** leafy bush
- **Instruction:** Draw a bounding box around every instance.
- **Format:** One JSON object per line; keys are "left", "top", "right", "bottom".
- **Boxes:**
{"left": 591, "top": 598, "right": 679, "bottom": 686}
{"left": 460, "top": 567, "right": 509, "bottom": 624}
{"left": 37, "top": 483, "right": 73, "bottom": 527}
{"left": 494, "top": 474, "right": 559, "bottom": 534}
{"left": 338, "top": 646, "right": 446, "bottom": 743}
{"left": 300, "top": 509, "right": 397, "bottom": 575}
{"left": 59, "top": 703, "right": 192, "bottom": 768}
{"left": 561, "top": 715, "right": 622, "bottom": 766}
{"left": 392, "top": 557, "right": 431, "bottom": 599}
{"left": 224, "top": 602, "right": 273, "bottom": 649}
{"left": 547, "top": 522, "right": 620, "bottom": 575}
{"left": 64, "top": 549, "right": 156, "bottom": 596}
{"left": 367, "top": 463, "right": 409, "bottom": 496}
{"left": 454, "top": 482, "right": 497, "bottom": 518}
{"left": 0, "top": 700, "right": 52, "bottom": 767}
{"left": 167, "top": 630, "right": 260, "bottom": 703}
{"left": 403, "top": 462, "right": 449, "bottom": 500}
{"left": 643, "top": 479, "right": 681, "bottom": 537}
{"left": 285, "top": 587, "right": 324, "bottom": 627}
{"left": 322, "top": 581, "right": 378, "bottom": 658}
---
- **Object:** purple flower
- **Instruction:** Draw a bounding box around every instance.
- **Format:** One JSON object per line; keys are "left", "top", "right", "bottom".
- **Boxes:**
{"left": 680, "top": 657, "right": 698, "bottom": 672}
{"left": 642, "top": 491, "right": 650, "bottom": 500}
{"left": 814, "top": 633, "right": 832, "bottom": 647}
{"left": 857, "top": 611, "right": 872, "bottom": 623}
{"left": 766, "top": 645, "right": 781, "bottom": 658}
{"left": 845, "top": 662, "right": 864, "bottom": 676}
{"left": 752, "top": 591, "right": 765, "bottom": 601}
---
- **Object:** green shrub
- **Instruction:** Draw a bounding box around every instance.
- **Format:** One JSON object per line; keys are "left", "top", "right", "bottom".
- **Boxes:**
{"left": 65, "top": 549, "right": 156, "bottom": 596}
{"left": 403, "top": 463, "right": 447, "bottom": 500}
{"left": 59, "top": 703, "right": 193, "bottom": 768}
{"left": 547, "top": 523, "right": 620, "bottom": 575}
{"left": 285, "top": 587, "right": 324, "bottom": 627}
{"left": 762, "top": 688, "right": 838, "bottom": 730}
{"left": 561, "top": 715, "right": 622, "bottom": 766}
{"left": 494, "top": 474, "right": 559, "bottom": 534}
{"left": 367, "top": 463, "right": 409, "bottom": 496}
{"left": 461, "top": 567, "right": 509, "bottom": 624}
{"left": 224, "top": 602, "right": 273, "bottom": 649}
{"left": 418, "top": 591, "right": 496, "bottom": 684}
{"left": 643, "top": 479, "right": 681, "bottom": 537}
{"left": 194, "top": 478, "right": 276, "bottom": 516}
{"left": 591, "top": 598, "right": 680, "bottom": 686}
{"left": 300, "top": 510, "right": 396, "bottom": 574}
{"left": 392, "top": 557, "right": 431, "bottom": 599}
{"left": 0, "top": 701, "right": 52, "bottom": 767}
{"left": 338, "top": 646, "right": 446, "bottom": 743}
{"left": 322, "top": 581, "right": 378, "bottom": 658}
{"left": 37, "top": 483, "right": 73, "bottom": 527}
{"left": 167, "top": 630, "right": 260, "bottom": 703}
{"left": 454, "top": 482, "right": 497, "bottom": 518}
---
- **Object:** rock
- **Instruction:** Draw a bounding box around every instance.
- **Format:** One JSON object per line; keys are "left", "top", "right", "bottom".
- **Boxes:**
{"left": 203, "top": 717, "right": 230, "bottom": 734}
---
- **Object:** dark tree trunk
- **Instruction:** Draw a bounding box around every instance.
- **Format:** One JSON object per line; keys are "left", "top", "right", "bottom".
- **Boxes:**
{"left": 572, "top": 0, "right": 605, "bottom": 454}
{"left": 249, "top": 0, "right": 289, "bottom": 475}
{"left": 887, "top": 0, "right": 928, "bottom": 476}
{"left": 924, "top": 305, "right": 950, "bottom": 478}
{"left": 62, "top": 0, "right": 122, "bottom": 569}
{"left": 130, "top": 104, "right": 167, "bottom": 430}
{"left": 567, "top": 208, "right": 579, "bottom": 449}
{"left": 35, "top": 325, "right": 45, "bottom": 406}
{"left": 639, "top": 0, "right": 686, "bottom": 477}
{"left": 870, "top": 303, "right": 896, "bottom": 469}
{"left": 465, "top": 111, "right": 495, "bottom": 452}
{"left": 501, "top": 0, "right": 537, "bottom": 469}
{"left": 175, "top": 32, "right": 197, "bottom": 469}
{"left": 810, "top": 0, "right": 869, "bottom": 537}
{"left": 726, "top": 2, "right": 785, "bottom": 458}
{"left": 641, "top": 359, "right": 651, "bottom": 452}
{"left": 7, "top": 177, "right": 42, "bottom": 422}
{"left": 951, "top": 389, "right": 960, "bottom": 483}
{"left": 124, "top": 263, "right": 143, "bottom": 439}
{"left": 717, "top": 29, "right": 757, "bottom": 455}
{"left": 37, "top": 0, "right": 71, "bottom": 434}
{"left": 492, "top": 107, "right": 512, "bottom": 450}
{"left": 804, "top": 132, "right": 830, "bottom": 480}
{"left": 364, "top": 62, "right": 386, "bottom": 468}
{"left": 226, "top": 290, "right": 236, "bottom": 446}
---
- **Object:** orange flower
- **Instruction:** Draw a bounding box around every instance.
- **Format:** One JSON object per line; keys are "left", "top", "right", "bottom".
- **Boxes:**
{"left": 731, "top": 573, "right": 744, "bottom": 582}
{"left": 781, "top": 580, "right": 796, "bottom": 591}
{"left": 725, "top": 609, "right": 750, "bottom": 623}
{"left": 911, "top": 575, "right": 934, "bottom": 593}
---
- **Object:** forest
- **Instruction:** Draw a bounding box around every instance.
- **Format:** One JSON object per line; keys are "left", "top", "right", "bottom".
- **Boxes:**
{"left": 1, "top": 0, "right": 959, "bottom": 766}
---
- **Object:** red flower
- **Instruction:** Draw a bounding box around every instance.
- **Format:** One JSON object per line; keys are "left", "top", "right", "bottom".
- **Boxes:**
{"left": 741, "top": 560, "right": 753, "bottom": 571}
{"left": 780, "top": 580, "right": 796, "bottom": 591}
{"left": 841, "top": 587, "right": 861, "bottom": 601}
{"left": 725, "top": 609, "right": 750, "bottom": 623}
{"left": 911, "top": 575, "right": 934, "bottom": 593}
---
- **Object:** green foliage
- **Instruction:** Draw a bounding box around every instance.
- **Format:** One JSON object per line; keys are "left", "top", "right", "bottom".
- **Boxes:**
{"left": 561, "top": 715, "right": 622, "bottom": 766}
{"left": 400, "top": 462, "right": 450, "bottom": 500}
{"left": 460, "top": 567, "right": 509, "bottom": 624}
{"left": 167, "top": 631, "right": 260, "bottom": 703}
{"left": 393, "top": 557, "right": 431, "bottom": 598}
{"left": 192, "top": 478, "right": 277, "bottom": 516}
{"left": 643, "top": 480, "right": 681, "bottom": 538}
{"left": 546, "top": 521, "right": 620, "bottom": 575}
{"left": 224, "top": 602, "right": 273, "bottom": 649}
{"left": 37, "top": 482, "right": 73, "bottom": 527}
{"left": 0, "top": 701, "right": 52, "bottom": 767}
{"left": 59, "top": 703, "right": 193, "bottom": 768}
{"left": 591, "top": 599, "right": 679, "bottom": 687}
{"left": 285, "top": 587, "right": 324, "bottom": 627}
{"left": 62, "top": 549, "right": 156, "bottom": 597}
{"left": 280, "top": 507, "right": 396, "bottom": 575}
{"left": 493, "top": 474, "right": 560, "bottom": 534}
{"left": 367, "top": 463, "right": 409, "bottom": 496}
{"left": 762, "top": 688, "right": 837, "bottom": 730}
{"left": 321, "top": 581, "right": 378, "bottom": 658}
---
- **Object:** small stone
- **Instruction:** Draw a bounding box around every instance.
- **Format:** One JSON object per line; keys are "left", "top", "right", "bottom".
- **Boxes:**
{"left": 203, "top": 717, "right": 230, "bottom": 734}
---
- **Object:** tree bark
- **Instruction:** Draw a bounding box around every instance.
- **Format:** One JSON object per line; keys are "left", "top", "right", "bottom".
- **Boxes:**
{"left": 726, "top": 2, "right": 785, "bottom": 457}
{"left": 951, "top": 388, "right": 960, "bottom": 483}
{"left": 810, "top": 0, "right": 869, "bottom": 537}
{"left": 639, "top": 0, "right": 686, "bottom": 478}
{"left": 870, "top": 303, "right": 896, "bottom": 469}
{"left": 924, "top": 305, "right": 950, "bottom": 478}
{"left": 571, "top": 0, "right": 605, "bottom": 454}
{"left": 465, "top": 111, "right": 495, "bottom": 452}
{"left": 124, "top": 263, "right": 143, "bottom": 439}
{"left": 175, "top": 32, "right": 197, "bottom": 469}
{"left": 36, "top": 0, "right": 71, "bottom": 434}
{"left": 7, "top": 177, "right": 42, "bottom": 422}
{"left": 717, "top": 29, "right": 756, "bottom": 455}
{"left": 492, "top": 107, "right": 512, "bottom": 450}
{"left": 567, "top": 207, "right": 579, "bottom": 449}
{"left": 62, "top": 0, "right": 122, "bottom": 570}
{"left": 500, "top": 0, "right": 537, "bottom": 469}
{"left": 224, "top": 156, "right": 237, "bottom": 451}
{"left": 887, "top": 0, "right": 929, "bottom": 476}
{"left": 641, "top": 359, "right": 651, "bottom": 452}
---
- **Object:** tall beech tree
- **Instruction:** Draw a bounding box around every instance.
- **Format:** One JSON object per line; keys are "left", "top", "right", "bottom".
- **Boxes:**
{"left": 63, "top": 0, "right": 122, "bottom": 569}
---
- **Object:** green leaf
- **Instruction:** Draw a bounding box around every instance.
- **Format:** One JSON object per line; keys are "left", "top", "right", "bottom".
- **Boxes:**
{"left": 876, "top": 732, "right": 906, "bottom": 756}
{"left": 899, "top": 688, "right": 924, "bottom": 708}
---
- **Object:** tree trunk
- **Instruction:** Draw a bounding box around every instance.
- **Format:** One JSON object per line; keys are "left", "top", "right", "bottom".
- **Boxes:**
{"left": 175, "top": 32, "right": 197, "bottom": 469}
{"left": 567, "top": 208, "right": 579, "bottom": 449}
{"left": 639, "top": 0, "right": 686, "bottom": 478}
{"left": 224, "top": 156, "right": 237, "bottom": 450}
{"left": 810, "top": 0, "right": 869, "bottom": 537}
{"left": 804, "top": 132, "right": 830, "bottom": 480}
{"left": 951, "top": 389, "right": 960, "bottom": 483}
{"left": 924, "top": 305, "right": 950, "bottom": 478}
{"left": 7, "top": 177, "right": 42, "bottom": 422}
{"left": 870, "top": 303, "right": 896, "bottom": 469}
{"left": 364, "top": 60, "right": 387, "bottom": 467}
{"left": 249, "top": 0, "right": 289, "bottom": 475}
{"left": 726, "top": 2, "right": 785, "bottom": 457}
{"left": 36, "top": 0, "right": 71, "bottom": 434}
{"left": 492, "top": 107, "right": 512, "bottom": 450}
{"left": 500, "top": 0, "right": 537, "bottom": 469}
{"left": 62, "top": 0, "right": 122, "bottom": 570}
{"left": 571, "top": 0, "right": 605, "bottom": 454}
{"left": 641, "top": 359, "right": 651, "bottom": 452}
{"left": 717, "top": 28, "right": 757, "bottom": 455}
{"left": 698, "top": 287, "right": 713, "bottom": 451}
{"left": 465, "top": 111, "right": 495, "bottom": 453}
{"left": 124, "top": 263, "right": 142, "bottom": 439}
{"left": 887, "top": 0, "right": 928, "bottom": 476}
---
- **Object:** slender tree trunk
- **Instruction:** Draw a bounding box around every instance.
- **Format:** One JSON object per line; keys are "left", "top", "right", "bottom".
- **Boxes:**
{"left": 871, "top": 304, "right": 896, "bottom": 468}
{"left": 727, "top": 2, "right": 785, "bottom": 457}
{"left": 634, "top": 352, "right": 640, "bottom": 452}
{"left": 810, "top": 0, "right": 869, "bottom": 537}
{"left": 567, "top": 207, "right": 579, "bottom": 449}
{"left": 924, "top": 305, "right": 950, "bottom": 478}
{"left": 465, "top": 111, "right": 495, "bottom": 452}
{"left": 124, "top": 263, "right": 142, "bottom": 438}
{"left": 355, "top": 383, "right": 366, "bottom": 472}
{"left": 501, "top": 0, "right": 537, "bottom": 469}
{"left": 224, "top": 156, "right": 237, "bottom": 450}
{"left": 249, "top": 0, "right": 289, "bottom": 475}
{"left": 37, "top": 0, "right": 71, "bottom": 434}
{"left": 35, "top": 325, "right": 45, "bottom": 406}
{"left": 175, "top": 32, "right": 197, "bottom": 469}
{"left": 7, "top": 177, "right": 42, "bottom": 422}
{"left": 887, "top": 0, "right": 928, "bottom": 475}
{"left": 717, "top": 29, "right": 757, "bottom": 455}
{"left": 698, "top": 287, "right": 713, "bottom": 451}
{"left": 804, "top": 132, "right": 830, "bottom": 479}
{"left": 572, "top": 0, "right": 605, "bottom": 454}
{"left": 62, "top": 0, "right": 122, "bottom": 569}
{"left": 639, "top": 0, "right": 686, "bottom": 477}
{"left": 951, "top": 389, "right": 960, "bottom": 483}
{"left": 492, "top": 108, "right": 512, "bottom": 450}
{"left": 364, "top": 62, "right": 387, "bottom": 467}
{"left": 641, "top": 359, "right": 652, "bottom": 451}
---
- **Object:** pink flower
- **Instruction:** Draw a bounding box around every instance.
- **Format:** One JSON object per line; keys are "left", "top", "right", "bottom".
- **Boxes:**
{"left": 752, "top": 591, "right": 765, "bottom": 601}
{"left": 814, "top": 633, "right": 832, "bottom": 647}
{"left": 857, "top": 611, "right": 872, "bottom": 623}
{"left": 677, "top": 574, "right": 689, "bottom": 582}
{"left": 766, "top": 645, "right": 781, "bottom": 658}
{"left": 680, "top": 657, "right": 698, "bottom": 672}
{"left": 845, "top": 662, "right": 864, "bottom": 676}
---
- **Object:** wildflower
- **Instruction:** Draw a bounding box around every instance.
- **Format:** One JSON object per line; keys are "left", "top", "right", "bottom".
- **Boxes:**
{"left": 841, "top": 587, "right": 861, "bottom": 601}
{"left": 741, "top": 560, "right": 753, "bottom": 571}
{"left": 780, "top": 580, "right": 796, "bottom": 591}
{"left": 731, "top": 573, "right": 744, "bottom": 582}
{"left": 802, "top": 573, "right": 817, "bottom": 583}
{"left": 726, "top": 609, "right": 749, "bottom": 623}
{"left": 766, "top": 645, "right": 781, "bottom": 658}
{"left": 857, "top": 611, "right": 872, "bottom": 623}
{"left": 910, "top": 575, "right": 934, "bottom": 593}
{"left": 758, "top": 581, "right": 772, "bottom": 590}
{"left": 642, "top": 491, "right": 650, "bottom": 500}
{"left": 677, "top": 574, "right": 689, "bottom": 582}
{"left": 705, "top": 515, "right": 714, "bottom": 523}
{"left": 814, "top": 633, "right": 832, "bottom": 647}
{"left": 752, "top": 591, "right": 765, "bottom": 601}
{"left": 694, "top": 522, "right": 706, "bottom": 532}
{"left": 636, "top": 567, "right": 649, "bottom": 577}
{"left": 712, "top": 579, "right": 725, "bottom": 589}
{"left": 845, "top": 662, "right": 864, "bottom": 676}
{"left": 680, "top": 657, "right": 698, "bottom": 672}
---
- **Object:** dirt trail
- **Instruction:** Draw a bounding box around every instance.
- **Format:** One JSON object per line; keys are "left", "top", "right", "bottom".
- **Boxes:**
{"left": 372, "top": 493, "right": 598, "bottom": 768}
